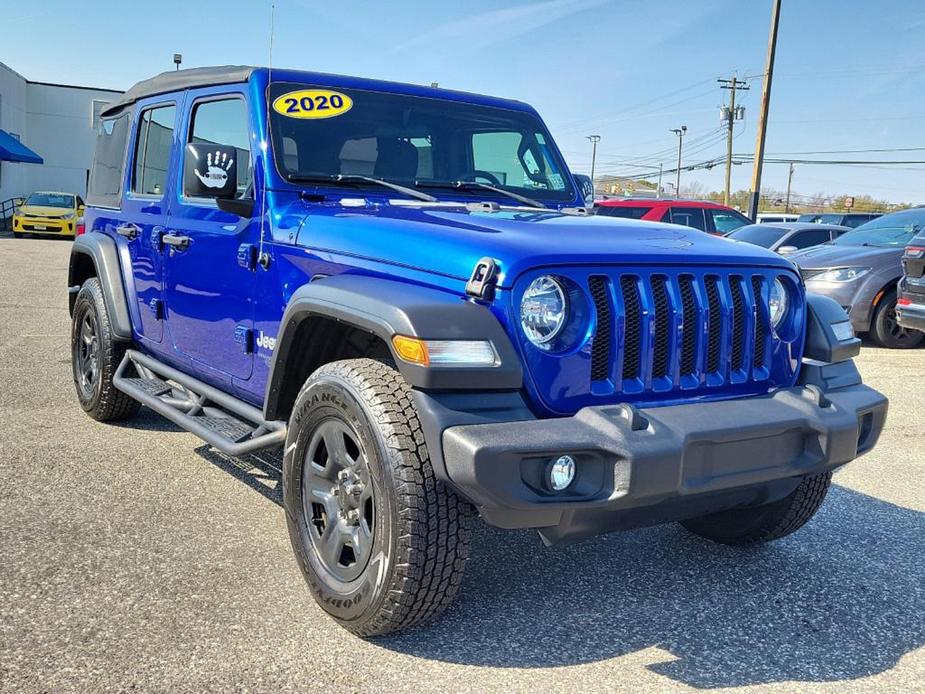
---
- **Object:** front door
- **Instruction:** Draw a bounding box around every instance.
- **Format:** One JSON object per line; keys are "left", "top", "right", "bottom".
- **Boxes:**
{"left": 120, "top": 101, "right": 178, "bottom": 344}
{"left": 164, "top": 93, "right": 257, "bottom": 381}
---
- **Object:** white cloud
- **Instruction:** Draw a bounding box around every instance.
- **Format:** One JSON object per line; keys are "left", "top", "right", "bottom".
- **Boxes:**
{"left": 395, "top": 0, "right": 609, "bottom": 53}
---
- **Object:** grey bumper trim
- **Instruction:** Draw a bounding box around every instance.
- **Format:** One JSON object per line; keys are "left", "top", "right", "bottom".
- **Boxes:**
{"left": 441, "top": 383, "right": 887, "bottom": 539}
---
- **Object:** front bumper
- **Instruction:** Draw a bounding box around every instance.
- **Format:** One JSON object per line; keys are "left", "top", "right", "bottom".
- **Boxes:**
{"left": 13, "top": 216, "right": 74, "bottom": 236}
{"left": 441, "top": 382, "right": 887, "bottom": 544}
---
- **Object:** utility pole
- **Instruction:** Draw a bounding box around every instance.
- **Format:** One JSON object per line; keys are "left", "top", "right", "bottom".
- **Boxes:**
{"left": 656, "top": 162, "right": 663, "bottom": 198}
{"left": 586, "top": 135, "right": 601, "bottom": 195}
{"left": 785, "top": 162, "right": 794, "bottom": 213}
{"left": 748, "top": 0, "right": 782, "bottom": 220}
{"left": 670, "top": 126, "right": 687, "bottom": 197}
{"left": 718, "top": 75, "right": 749, "bottom": 206}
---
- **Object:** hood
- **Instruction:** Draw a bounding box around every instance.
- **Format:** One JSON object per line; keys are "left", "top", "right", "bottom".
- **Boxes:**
{"left": 788, "top": 242, "right": 903, "bottom": 270}
{"left": 18, "top": 205, "right": 75, "bottom": 218}
{"left": 292, "top": 201, "right": 796, "bottom": 287}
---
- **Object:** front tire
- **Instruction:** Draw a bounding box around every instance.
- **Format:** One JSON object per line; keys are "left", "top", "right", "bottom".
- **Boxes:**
{"left": 870, "top": 290, "right": 924, "bottom": 348}
{"left": 283, "top": 358, "right": 473, "bottom": 637}
{"left": 680, "top": 471, "right": 832, "bottom": 545}
{"left": 71, "top": 278, "right": 140, "bottom": 421}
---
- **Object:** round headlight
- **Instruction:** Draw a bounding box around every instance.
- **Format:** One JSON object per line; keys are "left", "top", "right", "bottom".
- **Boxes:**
{"left": 769, "top": 277, "right": 789, "bottom": 328}
{"left": 520, "top": 276, "right": 568, "bottom": 346}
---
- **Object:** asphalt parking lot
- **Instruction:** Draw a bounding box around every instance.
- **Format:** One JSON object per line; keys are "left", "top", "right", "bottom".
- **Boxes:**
{"left": 1, "top": 235, "right": 923, "bottom": 694}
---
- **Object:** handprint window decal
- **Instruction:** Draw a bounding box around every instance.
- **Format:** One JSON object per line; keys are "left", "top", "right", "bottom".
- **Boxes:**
{"left": 195, "top": 150, "right": 234, "bottom": 189}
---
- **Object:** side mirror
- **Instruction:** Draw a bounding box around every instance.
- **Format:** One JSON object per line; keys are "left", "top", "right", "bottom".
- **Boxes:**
{"left": 778, "top": 245, "right": 798, "bottom": 255}
{"left": 184, "top": 143, "right": 238, "bottom": 199}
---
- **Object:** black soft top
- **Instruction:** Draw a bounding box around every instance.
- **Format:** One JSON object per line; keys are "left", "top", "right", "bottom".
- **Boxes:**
{"left": 101, "top": 65, "right": 255, "bottom": 117}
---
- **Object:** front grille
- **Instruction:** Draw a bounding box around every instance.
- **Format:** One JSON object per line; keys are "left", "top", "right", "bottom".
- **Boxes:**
{"left": 620, "top": 276, "right": 642, "bottom": 381}
{"left": 588, "top": 277, "right": 611, "bottom": 381}
{"left": 22, "top": 224, "right": 61, "bottom": 232}
{"left": 583, "top": 269, "right": 777, "bottom": 393}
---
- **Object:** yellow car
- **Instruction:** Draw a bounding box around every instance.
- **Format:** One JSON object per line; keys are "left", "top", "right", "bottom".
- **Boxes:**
{"left": 12, "top": 191, "right": 84, "bottom": 239}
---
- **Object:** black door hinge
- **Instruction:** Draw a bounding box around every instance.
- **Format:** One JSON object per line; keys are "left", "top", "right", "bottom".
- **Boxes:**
{"left": 466, "top": 257, "right": 499, "bottom": 302}
{"left": 237, "top": 243, "right": 258, "bottom": 271}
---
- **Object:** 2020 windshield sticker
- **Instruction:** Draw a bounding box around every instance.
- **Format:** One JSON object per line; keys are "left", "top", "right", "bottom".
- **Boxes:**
{"left": 272, "top": 89, "right": 353, "bottom": 119}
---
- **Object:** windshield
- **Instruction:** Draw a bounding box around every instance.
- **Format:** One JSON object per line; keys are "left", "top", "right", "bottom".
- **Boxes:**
{"left": 832, "top": 210, "right": 925, "bottom": 247}
{"left": 25, "top": 193, "right": 74, "bottom": 208}
{"left": 727, "top": 224, "right": 788, "bottom": 248}
{"left": 268, "top": 83, "right": 575, "bottom": 203}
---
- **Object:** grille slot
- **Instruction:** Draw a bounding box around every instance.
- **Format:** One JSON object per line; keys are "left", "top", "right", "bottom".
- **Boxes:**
{"left": 752, "top": 276, "right": 766, "bottom": 369}
{"left": 650, "top": 276, "right": 670, "bottom": 379}
{"left": 730, "top": 276, "right": 746, "bottom": 371}
{"left": 679, "top": 276, "right": 698, "bottom": 376}
{"left": 620, "top": 276, "right": 641, "bottom": 381}
{"left": 705, "top": 276, "right": 722, "bottom": 373}
{"left": 589, "top": 276, "right": 611, "bottom": 381}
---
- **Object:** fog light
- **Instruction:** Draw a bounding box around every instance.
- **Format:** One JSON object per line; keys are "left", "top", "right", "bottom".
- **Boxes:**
{"left": 546, "top": 455, "right": 576, "bottom": 491}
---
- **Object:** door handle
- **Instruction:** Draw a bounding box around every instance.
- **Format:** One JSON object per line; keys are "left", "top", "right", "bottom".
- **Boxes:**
{"left": 116, "top": 223, "right": 140, "bottom": 240}
{"left": 162, "top": 233, "right": 190, "bottom": 250}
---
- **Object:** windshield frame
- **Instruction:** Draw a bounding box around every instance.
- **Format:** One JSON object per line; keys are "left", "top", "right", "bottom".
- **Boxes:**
{"left": 266, "top": 81, "right": 578, "bottom": 206}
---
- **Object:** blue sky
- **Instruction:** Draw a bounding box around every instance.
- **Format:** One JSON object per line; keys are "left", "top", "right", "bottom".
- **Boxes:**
{"left": 7, "top": 0, "right": 925, "bottom": 203}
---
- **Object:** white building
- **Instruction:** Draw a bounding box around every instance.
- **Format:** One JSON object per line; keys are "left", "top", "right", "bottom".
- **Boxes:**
{"left": 0, "top": 61, "right": 123, "bottom": 205}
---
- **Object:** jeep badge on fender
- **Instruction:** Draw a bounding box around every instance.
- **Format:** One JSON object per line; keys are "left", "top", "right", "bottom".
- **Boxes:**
{"left": 68, "top": 65, "right": 888, "bottom": 637}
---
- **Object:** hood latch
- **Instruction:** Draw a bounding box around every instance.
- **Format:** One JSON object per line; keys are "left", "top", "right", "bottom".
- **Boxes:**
{"left": 466, "top": 257, "right": 499, "bottom": 302}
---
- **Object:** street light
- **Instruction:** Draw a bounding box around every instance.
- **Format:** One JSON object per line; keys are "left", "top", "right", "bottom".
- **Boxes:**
{"left": 670, "top": 126, "right": 687, "bottom": 198}
{"left": 173, "top": 54, "right": 183, "bottom": 71}
{"left": 586, "top": 135, "right": 601, "bottom": 196}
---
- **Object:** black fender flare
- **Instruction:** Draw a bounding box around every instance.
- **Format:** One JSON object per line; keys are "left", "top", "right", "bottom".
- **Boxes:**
{"left": 263, "top": 274, "right": 523, "bottom": 420}
{"left": 69, "top": 232, "right": 133, "bottom": 340}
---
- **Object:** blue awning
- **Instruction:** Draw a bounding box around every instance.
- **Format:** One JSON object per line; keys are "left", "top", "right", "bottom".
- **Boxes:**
{"left": 0, "top": 129, "right": 43, "bottom": 164}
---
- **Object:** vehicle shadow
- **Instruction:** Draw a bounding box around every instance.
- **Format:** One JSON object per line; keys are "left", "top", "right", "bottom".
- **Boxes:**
{"left": 376, "top": 485, "right": 925, "bottom": 688}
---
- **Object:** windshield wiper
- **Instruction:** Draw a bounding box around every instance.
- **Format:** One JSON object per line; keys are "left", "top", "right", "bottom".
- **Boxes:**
{"left": 417, "top": 180, "right": 547, "bottom": 209}
{"left": 286, "top": 173, "right": 437, "bottom": 202}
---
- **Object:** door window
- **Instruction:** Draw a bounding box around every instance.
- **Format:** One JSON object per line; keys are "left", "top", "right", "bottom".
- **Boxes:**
{"left": 669, "top": 207, "right": 706, "bottom": 231}
{"left": 186, "top": 98, "right": 252, "bottom": 198}
{"left": 132, "top": 104, "right": 176, "bottom": 196}
{"left": 595, "top": 205, "right": 652, "bottom": 219}
{"left": 87, "top": 111, "right": 131, "bottom": 208}
{"left": 788, "top": 229, "right": 832, "bottom": 249}
{"left": 709, "top": 209, "right": 750, "bottom": 234}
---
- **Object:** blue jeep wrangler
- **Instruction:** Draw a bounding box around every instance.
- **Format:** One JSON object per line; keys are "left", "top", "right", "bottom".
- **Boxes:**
{"left": 69, "top": 66, "right": 887, "bottom": 636}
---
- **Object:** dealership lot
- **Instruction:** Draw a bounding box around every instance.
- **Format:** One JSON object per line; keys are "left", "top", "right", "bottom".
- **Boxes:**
{"left": 1, "top": 236, "right": 923, "bottom": 694}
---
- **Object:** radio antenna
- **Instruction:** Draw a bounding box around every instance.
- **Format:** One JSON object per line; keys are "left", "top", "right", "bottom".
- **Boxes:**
{"left": 257, "top": 1, "right": 275, "bottom": 268}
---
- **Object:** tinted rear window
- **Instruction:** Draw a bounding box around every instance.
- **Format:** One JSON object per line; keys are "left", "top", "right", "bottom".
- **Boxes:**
{"left": 87, "top": 112, "right": 131, "bottom": 208}
{"left": 595, "top": 205, "right": 652, "bottom": 219}
{"left": 727, "top": 224, "right": 788, "bottom": 248}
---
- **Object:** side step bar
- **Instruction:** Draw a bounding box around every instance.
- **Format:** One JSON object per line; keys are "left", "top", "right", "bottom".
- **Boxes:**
{"left": 114, "top": 349, "right": 287, "bottom": 456}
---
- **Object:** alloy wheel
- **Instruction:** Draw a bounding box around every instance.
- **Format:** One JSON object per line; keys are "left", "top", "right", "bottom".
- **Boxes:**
{"left": 301, "top": 418, "right": 376, "bottom": 583}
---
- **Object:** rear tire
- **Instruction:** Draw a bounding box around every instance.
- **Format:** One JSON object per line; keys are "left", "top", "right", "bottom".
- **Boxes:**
{"left": 13, "top": 232, "right": 23, "bottom": 239}
{"left": 680, "top": 471, "right": 832, "bottom": 545}
{"left": 870, "top": 290, "right": 924, "bottom": 348}
{"left": 71, "top": 278, "right": 140, "bottom": 421}
{"left": 283, "top": 358, "right": 473, "bottom": 637}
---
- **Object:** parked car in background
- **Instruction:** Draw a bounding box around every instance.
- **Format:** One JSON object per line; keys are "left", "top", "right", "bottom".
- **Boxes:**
{"left": 789, "top": 208, "right": 925, "bottom": 348}
{"left": 756, "top": 212, "right": 799, "bottom": 224}
{"left": 727, "top": 222, "right": 849, "bottom": 255}
{"left": 896, "top": 229, "right": 925, "bottom": 332}
{"left": 12, "top": 191, "right": 84, "bottom": 238}
{"left": 595, "top": 198, "right": 751, "bottom": 235}
{"left": 797, "top": 212, "right": 881, "bottom": 228}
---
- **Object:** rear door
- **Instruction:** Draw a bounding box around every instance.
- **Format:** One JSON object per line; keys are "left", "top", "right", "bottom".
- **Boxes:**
{"left": 119, "top": 99, "right": 178, "bottom": 344}
{"left": 163, "top": 91, "right": 257, "bottom": 381}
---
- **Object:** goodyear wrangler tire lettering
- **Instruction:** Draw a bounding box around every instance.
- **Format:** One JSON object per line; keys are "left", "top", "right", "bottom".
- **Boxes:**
{"left": 273, "top": 89, "right": 353, "bottom": 119}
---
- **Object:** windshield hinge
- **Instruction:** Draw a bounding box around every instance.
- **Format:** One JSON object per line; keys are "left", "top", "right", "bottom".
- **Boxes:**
{"left": 466, "top": 201, "right": 501, "bottom": 214}
{"left": 560, "top": 206, "right": 593, "bottom": 217}
{"left": 466, "top": 257, "right": 499, "bottom": 302}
